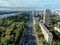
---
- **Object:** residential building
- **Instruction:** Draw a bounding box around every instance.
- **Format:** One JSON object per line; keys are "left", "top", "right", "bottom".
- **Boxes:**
{"left": 39, "top": 23, "right": 53, "bottom": 44}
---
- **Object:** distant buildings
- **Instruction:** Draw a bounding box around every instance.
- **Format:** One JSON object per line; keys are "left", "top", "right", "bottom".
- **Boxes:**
{"left": 52, "top": 11, "right": 60, "bottom": 16}
{"left": 39, "top": 11, "right": 44, "bottom": 16}
{"left": 32, "top": 10, "right": 39, "bottom": 17}
{"left": 32, "top": 10, "right": 39, "bottom": 24}
{"left": 32, "top": 10, "right": 35, "bottom": 16}
{"left": 33, "top": 17, "right": 39, "bottom": 24}
{"left": 43, "top": 9, "right": 51, "bottom": 26}
{"left": 55, "top": 11, "right": 60, "bottom": 16}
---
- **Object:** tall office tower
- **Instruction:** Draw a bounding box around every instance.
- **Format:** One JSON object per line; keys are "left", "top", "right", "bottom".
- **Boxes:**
{"left": 43, "top": 9, "right": 51, "bottom": 26}
{"left": 32, "top": 10, "right": 35, "bottom": 16}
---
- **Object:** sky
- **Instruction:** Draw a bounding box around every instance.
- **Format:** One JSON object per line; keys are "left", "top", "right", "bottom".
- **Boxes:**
{"left": 0, "top": 0, "right": 60, "bottom": 10}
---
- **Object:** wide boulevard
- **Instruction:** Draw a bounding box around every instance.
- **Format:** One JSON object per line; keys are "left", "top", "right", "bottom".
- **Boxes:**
{"left": 19, "top": 13, "right": 38, "bottom": 45}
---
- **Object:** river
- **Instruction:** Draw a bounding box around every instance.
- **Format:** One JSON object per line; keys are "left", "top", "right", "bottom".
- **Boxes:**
{"left": 0, "top": 12, "right": 22, "bottom": 18}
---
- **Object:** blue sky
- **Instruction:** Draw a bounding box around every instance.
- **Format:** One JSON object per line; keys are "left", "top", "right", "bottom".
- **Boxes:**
{"left": 0, "top": 0, "right": 60, "bottom": 10}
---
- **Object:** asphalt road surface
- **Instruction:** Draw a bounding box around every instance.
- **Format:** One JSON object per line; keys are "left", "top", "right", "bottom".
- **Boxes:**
{"left": 19, "top": 13, "right": 38, "bottom": 45}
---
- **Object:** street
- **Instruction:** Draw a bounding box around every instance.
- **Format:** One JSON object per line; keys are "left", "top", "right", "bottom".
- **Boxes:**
{"left": 19, "top": 13, "right": 38, "bottom": 45}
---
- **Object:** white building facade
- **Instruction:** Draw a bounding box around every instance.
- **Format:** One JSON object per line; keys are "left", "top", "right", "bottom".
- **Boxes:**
{"left": 39, "top": 23, "right": 53, "bottom": 44}
{"left": 54, "top": 27, "right": 60, "bottom": 33}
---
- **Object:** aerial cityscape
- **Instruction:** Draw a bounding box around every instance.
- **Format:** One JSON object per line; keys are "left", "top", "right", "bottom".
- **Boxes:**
{"left": 0, "top": 0, "right": 60, "bottom": 45}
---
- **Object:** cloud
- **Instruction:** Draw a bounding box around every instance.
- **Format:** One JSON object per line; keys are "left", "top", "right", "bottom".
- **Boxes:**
{"left": 0, "top": 0, "right": 41, "bottom": 7}
{"left": 0, "top": 0, "right": 60, "bottom": 10}
{"left": 0, "top": 0, "right": 10, "bottom": 6}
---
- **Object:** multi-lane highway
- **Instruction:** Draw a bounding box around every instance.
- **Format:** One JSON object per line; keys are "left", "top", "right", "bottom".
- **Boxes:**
{"left": 19, "top": 13, "right": 38, "bottom": 45}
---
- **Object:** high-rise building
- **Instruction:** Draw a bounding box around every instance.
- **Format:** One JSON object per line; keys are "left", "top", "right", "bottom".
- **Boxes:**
{"left": 43, "top": 9, "right": 51, "bottom": 26}
{"left": 32, "top": 10, "right": 35, "bottom": 16}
